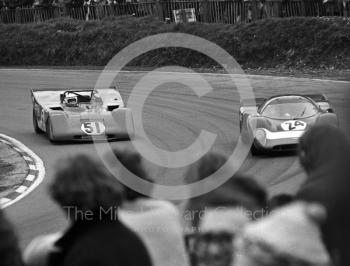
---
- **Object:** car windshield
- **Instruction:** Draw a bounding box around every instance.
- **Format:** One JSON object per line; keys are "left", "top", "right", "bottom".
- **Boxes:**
{"left": 261, "top": 97, "right": 318, "bottom": 119}
{"left": 65, "top": 91, "right": 92, "bottom": 104}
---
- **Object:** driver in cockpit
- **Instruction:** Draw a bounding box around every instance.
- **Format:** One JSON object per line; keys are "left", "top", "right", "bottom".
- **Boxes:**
{"left": 63, "top": 96, "right": 78, "bottom": 107}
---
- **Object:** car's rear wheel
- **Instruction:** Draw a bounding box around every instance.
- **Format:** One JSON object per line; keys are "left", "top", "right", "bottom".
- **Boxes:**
{"left": 114, "top": 132, "right": 134, "bottom": 141}
{"left": 46, "top": 118, "right": 56, "bottom": 143}
{"left": 33, "top": 109, "right": 43, "bottom": 134}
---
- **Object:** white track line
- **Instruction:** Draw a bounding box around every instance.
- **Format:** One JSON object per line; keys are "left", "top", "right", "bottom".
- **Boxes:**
{"left": 28, "top": 164, "right": 36, "bottom": 170}
{"left": 26, "top": 174, "right": 36, "bottom": 182}
{"left": 0, "top": 198, "right": 10, "bottom": 205}
{"left": 0, "top": 134, "right": 45, "bottom": 209}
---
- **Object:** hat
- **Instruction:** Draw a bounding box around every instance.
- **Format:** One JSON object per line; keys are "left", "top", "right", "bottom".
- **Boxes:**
{"left": 233, "top": 202, "right": 331, "bottom": 266}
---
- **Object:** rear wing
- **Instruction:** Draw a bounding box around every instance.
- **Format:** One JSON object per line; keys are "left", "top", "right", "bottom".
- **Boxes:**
{"left": 31, "top": 87, "right": 97, "bottom": 97}
{"left": 31, "top": 86, "right": 119, "bottom": 97}
{"left": 30, "top": 88, "right": 86, "bottom": 106}
{"left": 31, "top": 87, "right": 97, "bottom": 93}
{"left": 239, "top": 94, "right": 334, "bottom": 114}
{"left": 31, "top": 85, "right": 118, "bottom": 92}
{"left": 31, "top": 87, "right": 124, "bottom": 110}
{"left": 305, "top": 94, "right": 327, "bottom": 102}
{"left": 305, "top": 94, "right": 334, "bottom": 113}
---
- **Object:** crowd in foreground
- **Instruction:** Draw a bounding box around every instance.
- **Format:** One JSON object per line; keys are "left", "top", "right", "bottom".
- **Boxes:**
{"left": 1, "top": 124, "right": 350, "bottom": 266}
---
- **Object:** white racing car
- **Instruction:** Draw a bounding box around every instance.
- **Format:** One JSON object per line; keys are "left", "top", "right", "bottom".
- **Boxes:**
{"left": 31, "top": 87, "right": 134, "bottom": 142}
{"left": 239, "top": 94, "right": 338, "bottom": 154}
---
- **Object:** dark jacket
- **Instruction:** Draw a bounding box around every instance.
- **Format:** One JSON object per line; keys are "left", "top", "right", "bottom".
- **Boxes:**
{"left": 50, "top": 212, "right": 152, "bottom": 266}
{"left": 296, "top": 125, "right": 350, "bottom": 266}
{"left": 0, "top": 210, "right": 24, "bottom": 266}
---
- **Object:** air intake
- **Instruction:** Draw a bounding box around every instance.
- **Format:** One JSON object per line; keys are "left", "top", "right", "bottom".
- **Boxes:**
{"left": 107, "top": 105, "right": 119, "bottom": 111}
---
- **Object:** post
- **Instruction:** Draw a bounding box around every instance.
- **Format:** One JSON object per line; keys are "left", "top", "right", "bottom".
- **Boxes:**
{"left": 300, "top": 0, "right": 306, "bottom": 16}
{"left": 156, "top": 0, "right": 164, "bottom": 21}
{"left": 62, "top": 0, "right": 69, "bottom": 17}
{"left": 201, "top": 0, "right": 209, "bottom": 22}
{"left": 251, "top": 0, "right": 260, "bottom": 20}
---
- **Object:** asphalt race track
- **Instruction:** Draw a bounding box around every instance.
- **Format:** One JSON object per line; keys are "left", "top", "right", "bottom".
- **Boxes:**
{"left": 1, "top": 69, "right": 349, "bottom": 247}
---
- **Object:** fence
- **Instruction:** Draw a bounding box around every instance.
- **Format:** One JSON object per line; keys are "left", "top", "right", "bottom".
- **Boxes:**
{"left": 0, "top": 4, "right": 157, "bottom": 23}
{"left": 0, "top": 0, "right": 349, "bottom": 24}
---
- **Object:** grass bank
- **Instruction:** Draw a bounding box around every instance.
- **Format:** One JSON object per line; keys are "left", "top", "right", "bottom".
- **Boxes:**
{"left": 0, "top": 16, "right": 349, "bottom": 70}
{"left": 0, "top": 142, "right": 27, "bottom": 198}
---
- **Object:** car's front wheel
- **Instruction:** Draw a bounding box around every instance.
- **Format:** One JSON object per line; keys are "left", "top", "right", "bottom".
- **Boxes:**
{"left": 33, "top": 109, "right": 43, "bottom": 134}
{"left": 46, "top": 118, "right": 56, "bottom": 143}
{"left": 251, "top": 142, "right": 263, "bottom": 156}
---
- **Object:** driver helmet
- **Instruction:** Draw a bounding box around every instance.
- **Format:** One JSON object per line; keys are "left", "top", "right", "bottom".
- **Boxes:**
{"left": 64, "top": 96, "right": 78, "bottom": 106}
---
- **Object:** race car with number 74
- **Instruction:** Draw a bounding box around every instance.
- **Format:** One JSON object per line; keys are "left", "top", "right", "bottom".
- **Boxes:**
{"left": 239, "top": 94, "right": 338, "bottom": 154}
{"left": 31, "top": 87, "right": 134, "bottom": 142}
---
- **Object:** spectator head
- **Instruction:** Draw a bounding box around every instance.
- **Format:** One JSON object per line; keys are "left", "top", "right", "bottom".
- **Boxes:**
{"left": 296, "top": 126, "right": 350, "bottom": 266}
{"left": 185, "top": 153, "right": 267, "bottom": 211}
{"left": 184, "top": 152, "right": 227, "bottom": 183}
{"left": 111, "top": 149, "right": 153, "bottom": 201}
{"left": 298, "top": 124, "right": 350, "bottom": 174}
{"left": 198, "top": 175, "right": 267, "bottom": 209}
{"left": 49, "top": 154, "right": 123, "bottom": 220}
{"left": 233, "top": 202, "right": 331, "bottom": 266}
{"left": 0, "top": 209, "right": 23, "bottom": 266}
{"left": 268, "top": 193, "right": 294, "bottom": 210}
{"left": 186, "top": 208, "right": 250, "bottom": 266}
{"left": 187, "top": 174, "right": 267, "bottom": 228}
{"left": 184, "top": 153, "right": 267, "bottom": 266}
{"left": 185, "top": 173, "right": 264, "bottom": 266}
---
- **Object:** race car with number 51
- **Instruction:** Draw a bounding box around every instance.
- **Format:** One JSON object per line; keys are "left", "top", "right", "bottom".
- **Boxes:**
{"left": 31, "top": 87, "right": 134, "bottom": 142}
{"left": 239, "top": 94, "right": 338, "bottom": 154}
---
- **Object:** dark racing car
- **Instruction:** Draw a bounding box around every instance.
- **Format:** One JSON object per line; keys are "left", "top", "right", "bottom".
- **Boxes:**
{"left": 239, "top": 94, "right": 338, "bottom": 154}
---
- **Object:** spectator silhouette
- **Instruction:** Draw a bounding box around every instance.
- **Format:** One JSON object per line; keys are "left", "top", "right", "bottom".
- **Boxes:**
{"left": 47, "top": 154, "right": 152, "bottom": 266}
{"left": 184, "top": 153, "right": 267, "bottom": 266}
{"left": 268, "top": 193, "right": 294, "bottom": 210}
{"left": 24, "top": 232, "right": 62, "bottom": 266}
{"left": 185, "top": 174, "right": 267, "bottom": 266}
{"left": 184, "top": 152, "right": 227, "bottom": 184}
{"left": 0, "top": 209, "right": 23, "bottom": 266}
{"left": 296, "top": 125, "right": 350, "bottom": 266}
{"left": 258, "top": 0, "right": 268, "bottom": 19}
{"left": 112, "top": 149, "right": 190, "bottom": 266}
{"left": 185, "top": 153, "right": 267, "bottom": 223}
{"left": 233, "top": 202, "right": 331, "bottom": 266}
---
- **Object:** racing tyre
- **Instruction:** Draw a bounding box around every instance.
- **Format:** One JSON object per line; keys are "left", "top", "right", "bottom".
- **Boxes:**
{"left": 46, "top": 118, "right": 56, "bottom": 143}
{"left": 115, "top": 131, "right": 134, "bottom": 141}
{"left": 251, "top": 144, "right": 262, "bottom": 156}
{"left": 33, "top": 109, "right": 43, "bottom": 134}
{"left": 124, "top": 114, "right": 135, "bottom": 140}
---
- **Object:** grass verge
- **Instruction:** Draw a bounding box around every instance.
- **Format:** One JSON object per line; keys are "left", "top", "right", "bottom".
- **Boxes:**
{"left": 0, "top": 142, "right": 28, "bottom": 198}
{"left": 0, "top": 16, "right": 349, "bottom": 70}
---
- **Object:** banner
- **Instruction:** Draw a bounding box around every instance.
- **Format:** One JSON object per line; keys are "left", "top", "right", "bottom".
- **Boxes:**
{"left": 173, "top": 8, "right": 196, "bottom": 23}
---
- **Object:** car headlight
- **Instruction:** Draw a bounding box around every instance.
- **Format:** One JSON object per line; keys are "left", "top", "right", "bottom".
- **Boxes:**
{"left": 255, "top": 129, "right": 267, "bottom": 146}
